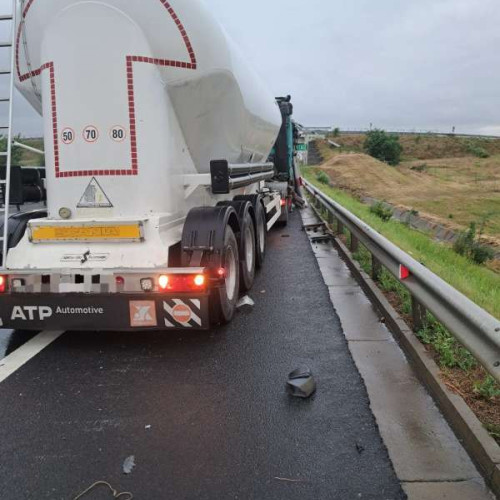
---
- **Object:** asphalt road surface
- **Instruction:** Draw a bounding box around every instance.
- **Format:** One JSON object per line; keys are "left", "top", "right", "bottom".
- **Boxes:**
{"left": 0, "top": 211, "right": 406, "bottom": 499}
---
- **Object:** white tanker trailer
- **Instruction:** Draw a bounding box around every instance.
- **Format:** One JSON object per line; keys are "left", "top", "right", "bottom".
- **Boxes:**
{"left": 0, "top": 0, "right": 298, "bottom": 330}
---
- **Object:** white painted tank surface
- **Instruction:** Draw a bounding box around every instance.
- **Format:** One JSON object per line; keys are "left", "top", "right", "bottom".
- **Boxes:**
{"left": 14, "top": 0, "right": 282, "bottom": 220}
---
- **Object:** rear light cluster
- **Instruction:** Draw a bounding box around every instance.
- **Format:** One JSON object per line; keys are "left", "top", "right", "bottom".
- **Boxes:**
{"left": 155, "top": 274, "right": 206, "bottom": 293}
{"left": 0, "top": 275, "right": 6, "bottom": 293}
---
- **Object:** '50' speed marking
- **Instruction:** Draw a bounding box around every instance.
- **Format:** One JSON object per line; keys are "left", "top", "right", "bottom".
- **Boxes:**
{"left": 61, "top": 128, "right": 75, "bottom": 145}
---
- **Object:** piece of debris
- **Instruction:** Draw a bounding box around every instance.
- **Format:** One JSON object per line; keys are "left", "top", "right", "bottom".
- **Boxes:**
{"left": 260, "top": 290, "right": 266, "bottom": 294}
{"left": 123, "top": 455, "right": 136, "bottom": 475}
{"left": 74, "top": 480, "right": 133, "bottom": 500}
{"left": 145, "top": 425, "right": 151, "bottom": 430}
{"left": 356, "top": 443, "right": 365, "bottom": 454}
{"left": 236, "top": 296, "right": 255, "bottom": 314}
{"left": 286, "top": 366, "right": 317, "bottom": 398}
{"left": 274, "top": 477, "right": 305, "bottom": 483}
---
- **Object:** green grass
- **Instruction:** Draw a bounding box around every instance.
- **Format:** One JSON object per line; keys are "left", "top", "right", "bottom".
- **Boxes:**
{"left": 304, "top": 168, "right": 500, "bottom": 319}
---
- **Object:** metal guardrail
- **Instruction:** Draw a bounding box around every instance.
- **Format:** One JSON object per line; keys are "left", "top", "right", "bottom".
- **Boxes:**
{"left": 303, "top": 179, "right": 500, "bottom": 383}
{"left": 302, "top": 127, "right": 500, "bottom": 139}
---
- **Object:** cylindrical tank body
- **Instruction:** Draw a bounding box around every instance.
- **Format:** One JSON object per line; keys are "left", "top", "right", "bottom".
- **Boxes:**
{"left": 15, "top": 0, "right": 281, "bottom": 219}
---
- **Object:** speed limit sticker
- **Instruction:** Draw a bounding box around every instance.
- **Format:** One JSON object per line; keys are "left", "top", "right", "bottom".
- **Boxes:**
{"left": 110, "top": 126, "right": 127, "bottom": 142}
{"left": 61, "top": 128, "right": 75, "bottom": 145}
{"left": 83, "top": 125, "right": 99, "bottom": 143}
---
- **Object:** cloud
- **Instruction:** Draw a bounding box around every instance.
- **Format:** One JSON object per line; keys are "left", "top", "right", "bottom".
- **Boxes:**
{"left": 3, "top": 0, "right": 500, "bottom": 136}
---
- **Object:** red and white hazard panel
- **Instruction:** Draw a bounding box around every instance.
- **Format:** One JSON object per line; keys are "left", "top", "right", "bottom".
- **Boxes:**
{"left": 163, "top": 299, "right": 203, "bottom": 328}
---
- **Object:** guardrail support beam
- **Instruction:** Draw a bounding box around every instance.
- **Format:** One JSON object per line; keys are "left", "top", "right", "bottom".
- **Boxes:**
{"left": 371, "top": 255, "right": 381, "bottom": 281}
{"left": 411, "top": 296, "right": 427, "bottom": 332}
{"left": 350, "top": 234, "right": 359, "bottom": 253}
{"left": 336, "top": 221, "right": 344, "bottom": 236}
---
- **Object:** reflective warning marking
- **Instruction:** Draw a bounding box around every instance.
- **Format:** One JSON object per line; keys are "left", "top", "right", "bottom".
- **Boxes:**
{"left": 78, "top": 177, "right": 113, "bottom": 208}
{"left": 163, "top": 299, "right": 202, "bottom": 328}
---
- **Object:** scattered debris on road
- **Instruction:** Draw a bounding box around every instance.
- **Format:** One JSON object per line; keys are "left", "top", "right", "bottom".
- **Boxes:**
{"left": 122, "top": 456, "right": 136, "bottom": 475}
{"left": 236, "top": 296, "right": 255, "bottom": 314}
{"left": 286, "top": 367, "right": 317, "bottom": 398}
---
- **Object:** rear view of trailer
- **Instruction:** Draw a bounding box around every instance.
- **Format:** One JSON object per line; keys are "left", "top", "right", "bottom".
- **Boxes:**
{"left": 0, "top": 0, "right": 290, "bottom": 330}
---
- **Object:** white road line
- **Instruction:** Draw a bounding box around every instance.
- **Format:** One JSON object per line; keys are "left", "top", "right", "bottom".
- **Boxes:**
{"left": 0, "top": 330, "right": 65, "bottom": 384}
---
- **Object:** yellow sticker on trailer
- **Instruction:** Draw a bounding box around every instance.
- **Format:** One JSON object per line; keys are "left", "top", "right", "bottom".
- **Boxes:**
{"left": 30, "top": 224, "right": 142, "bottom": 242}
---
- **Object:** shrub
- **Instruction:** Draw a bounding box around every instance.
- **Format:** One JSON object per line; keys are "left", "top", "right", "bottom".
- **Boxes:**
{"left": 332, "top": 127, "right": 340, "bottom": 137}
{"left": 466, "top": 141, "right": 490, "bottom": 158}
{"left": 369, "top": 201, "right": 393, "bottom": 222}
{"left": 417, "top": 323, "right": 477, "bottom": 371}
{"left": 364, "top": 129, "right": 402, "bottom": 166}
{"left": 410, "top": 163, "right": 427, "bottom": 172}
{"left": 316, "top": 171, "right": 330, "bottom": 185}
{"left": 474, "top": 376, "right": 500, "bottom": 400}
{"left": 453, "top": 222, "right": 494, "bottom": 265}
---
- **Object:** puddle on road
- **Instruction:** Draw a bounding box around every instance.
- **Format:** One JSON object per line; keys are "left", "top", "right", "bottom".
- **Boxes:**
{"left": 0, "top": 330, "right": 39, "bottom": 360}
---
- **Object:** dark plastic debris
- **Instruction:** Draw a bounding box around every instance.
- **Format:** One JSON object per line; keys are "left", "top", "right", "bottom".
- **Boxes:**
{"left": 286, "top": 366, "right": 316, "bottom": 398}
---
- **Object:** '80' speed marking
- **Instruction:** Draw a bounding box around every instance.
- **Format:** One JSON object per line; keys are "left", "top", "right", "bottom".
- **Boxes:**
{"left": 110, "top": 126, "right": 127, "bottom": 142}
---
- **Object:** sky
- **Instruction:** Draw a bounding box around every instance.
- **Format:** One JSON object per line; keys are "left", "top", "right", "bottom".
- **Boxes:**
{"left": 3, "top": 0, "right": 500, "bottom": 136}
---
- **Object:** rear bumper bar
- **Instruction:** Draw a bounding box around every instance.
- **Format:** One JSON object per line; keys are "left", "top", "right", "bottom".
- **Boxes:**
{"left": 0, "top": 292, "right": 210, "bottom": 331}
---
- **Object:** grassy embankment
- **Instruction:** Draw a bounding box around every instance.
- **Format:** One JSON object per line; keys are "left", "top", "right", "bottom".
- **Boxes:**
{"left": 304, "top": 167, "right": 500, "bottom": 319}
{"left": 316, "top": 135, "right": 500, "bottom": 245}
{"left": 16, "top": 138, "right": 45, "bottom": 166}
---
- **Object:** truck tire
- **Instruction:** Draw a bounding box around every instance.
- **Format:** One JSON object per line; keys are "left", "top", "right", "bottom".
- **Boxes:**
{"left": 239, "top": 210, "right": 256, "bottom": 292}
{"left": 234, "top": 195, "right": 266, "bottom": 269}
{"left": 211, "top": 225, "right": 240, "bottom": 325}
{"left": 217, "top": 200, "right": 256, "bottom": 292}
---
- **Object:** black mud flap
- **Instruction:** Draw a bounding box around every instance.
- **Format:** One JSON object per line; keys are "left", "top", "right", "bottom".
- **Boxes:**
{"left": 0, "top": 293, "right": 210, "bottom": 331}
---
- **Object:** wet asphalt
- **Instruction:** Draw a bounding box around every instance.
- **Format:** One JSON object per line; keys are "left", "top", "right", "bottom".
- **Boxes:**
{"left": 0, "top": 211, "right": 405, "bottom": 499}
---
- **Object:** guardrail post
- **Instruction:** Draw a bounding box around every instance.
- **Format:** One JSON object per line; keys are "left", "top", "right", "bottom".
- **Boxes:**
{"left": 411, "top": 296, "right": 427, "bottom": 332}
{"left": 327, "top": 211, "right": 335, "bottom": 226}
{"left": 371, "top": 255, "right": 381, "bottom": 281}
{"left": 337, "top": 221, "right": 344, "bottom": 236}
{"left": 350, "top": 234, "right": 359, "bottom": 253}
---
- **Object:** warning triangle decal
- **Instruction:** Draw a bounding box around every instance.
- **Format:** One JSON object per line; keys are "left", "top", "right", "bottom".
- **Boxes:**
{"left": 77, "top": 177, "right": 113, "bottom": 208}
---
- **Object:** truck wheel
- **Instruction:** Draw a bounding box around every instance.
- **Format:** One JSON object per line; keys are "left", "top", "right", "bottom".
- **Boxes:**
{"left": 254, "top": 201, "right": 267, "bottom": 268}
{"left": 240, "top": 210, "right": 256, "bottom": 292}
{"left": 234, "top": 195, "right": 267, "bottom": 269}
{"left": 211, "top": 225, "right": 240, "bottom": 325}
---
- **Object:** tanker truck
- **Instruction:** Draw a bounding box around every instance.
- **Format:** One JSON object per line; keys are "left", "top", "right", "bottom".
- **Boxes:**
{"left": 0, "top": 0, "right": 299, "bottom": 330}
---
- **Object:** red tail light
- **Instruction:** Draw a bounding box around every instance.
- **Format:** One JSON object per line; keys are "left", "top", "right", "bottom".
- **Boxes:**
{"left": 0, "top": 275, "right": 7, "bottom": 293}
{"left": 159, "top": 274, "right": 207, "bottom": 292}
{"left": 159, "top": 275, "right": 169, "bottom": 290}
{"left": 280, "top": 198, "right": 287, "bottom": 207}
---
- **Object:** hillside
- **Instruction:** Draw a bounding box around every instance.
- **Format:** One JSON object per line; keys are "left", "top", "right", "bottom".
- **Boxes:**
{"left": 313, "top": 134, "right": 500, "bottom": 255}
{"left": 321, "top": 133, "right": 500, "bottom": 160}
